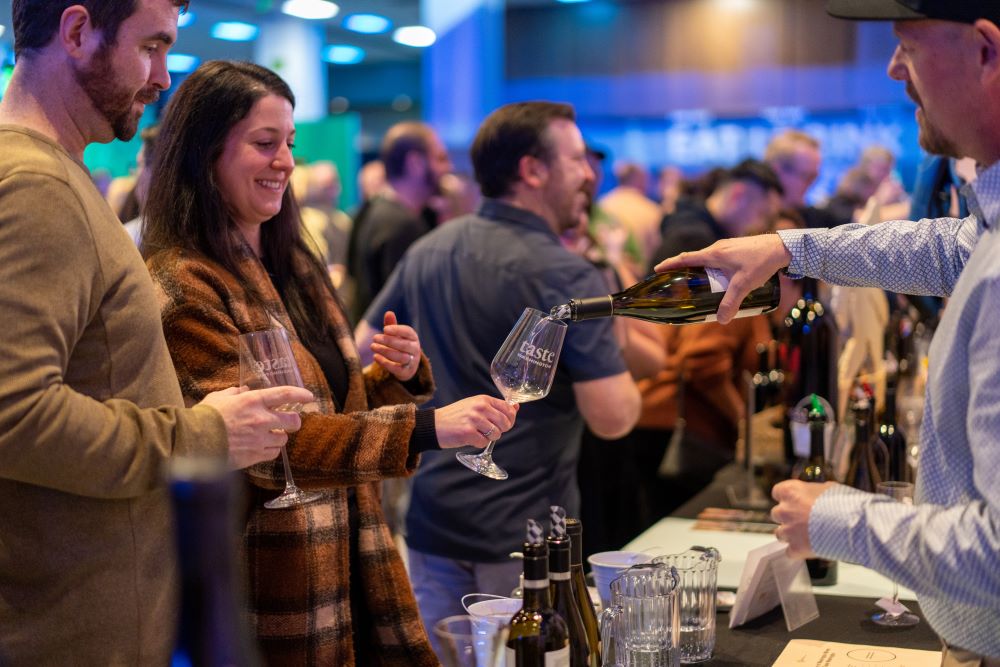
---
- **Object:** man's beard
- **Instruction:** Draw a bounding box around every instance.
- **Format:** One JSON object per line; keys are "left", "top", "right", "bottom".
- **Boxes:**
{"left": 73, "top": 43, "right": 159, "bottom": 142}
{"left": 908, "top": 84, "right": 960, "bottom": 158}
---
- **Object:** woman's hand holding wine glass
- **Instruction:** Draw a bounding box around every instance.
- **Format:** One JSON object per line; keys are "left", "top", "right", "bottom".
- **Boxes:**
{"left": 433, "top": 396, "right": 519, "bottom": 450}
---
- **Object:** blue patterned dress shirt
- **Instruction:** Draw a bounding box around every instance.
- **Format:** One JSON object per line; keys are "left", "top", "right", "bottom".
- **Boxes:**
{"left": 776, "top": 162, "right": 1000, "bottom": 657}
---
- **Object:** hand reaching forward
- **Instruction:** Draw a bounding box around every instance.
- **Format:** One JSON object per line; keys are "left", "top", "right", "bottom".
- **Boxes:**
{"left": 434, "top": 396, "right": 519, "bottom": 449}
{"left": 200, "top": 385, "right": 315, "bottom": 469}
{"left": 654, "top": 234, "right": 792, "bottom": 324}
{"left": 770, "top": 479, "right": 838, "bottom": 558}
{"left": 373, "top": 311, "right": 422, "bottom": 382}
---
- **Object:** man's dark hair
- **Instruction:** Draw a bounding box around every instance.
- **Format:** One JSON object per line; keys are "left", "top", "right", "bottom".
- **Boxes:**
{"left": 380, "top": 122, "right": 433, "bottom": 181}
{"left": 141, "top": 60, "right": 337, "bottom": 348}
{"left": 471, "top": 101, "right": 576, "bottom": 199}
{"left": 13, "top": 0, "right": 190, "bottom": 58}
{"left": 721, "top": 159, "right": 785, "bottom": 197}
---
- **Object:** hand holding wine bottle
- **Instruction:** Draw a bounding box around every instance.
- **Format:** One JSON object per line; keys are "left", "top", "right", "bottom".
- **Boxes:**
{"left": 654, "top": 233, "right": 793, "bottom": 324}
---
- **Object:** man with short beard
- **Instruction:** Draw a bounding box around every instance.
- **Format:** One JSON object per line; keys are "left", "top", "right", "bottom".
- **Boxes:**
{"left": 0, "top": 1, "right": 312, "bottom": 663}
{"left": 355, "top": 102, "right": 641, "bottom": 657}
{"left": 657, "top": 1, "right": 1000, "bottom": 663}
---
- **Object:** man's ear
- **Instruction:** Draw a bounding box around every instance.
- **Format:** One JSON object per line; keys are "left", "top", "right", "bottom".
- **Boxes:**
{"left": 517, "top": 154, "right": 548, "bottom": 189}
{"left": 974, "top": 18, "right": 1000, "bottom": 85}
{"left": 59, "top": 5, "right": 100, "bottom": 60}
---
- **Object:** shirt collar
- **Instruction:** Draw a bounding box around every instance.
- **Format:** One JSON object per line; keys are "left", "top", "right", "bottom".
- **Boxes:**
{"left": 477, "top": 198, "right": 558, "bottom": 237}
{"left": 967, "top": 160, "right": 1000, "bottom": 230}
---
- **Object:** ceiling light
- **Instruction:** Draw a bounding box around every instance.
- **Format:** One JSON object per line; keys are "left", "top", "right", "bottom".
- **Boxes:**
{"left": 323, "top": 45, "right": 365, "bottom": 65}
{"left": 392, "top": 26, "right": 436, "bottom": 48}
{"left": 177, "top": 11, "right": 195, "bottom": 28}
{"left": 0, "top": 25, "right": 6, "bottom": 38}
{"left": 166, "top": 53, "right": 200, "bottom": 73}
{"left": 344, "top": 13, "right": 391, "bottom": 34}
{"left": 556, "top": 0, "right": 592, "bottom": 3}
{"left": 211, "top": 21, "right": 259, "bottom": 41}
{"left": 281, "top": 0, "right": 340, "bottom": 20}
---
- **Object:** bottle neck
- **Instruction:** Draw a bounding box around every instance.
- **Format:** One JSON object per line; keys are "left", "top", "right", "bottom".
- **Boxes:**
{"left": 569, "top": 295, "right": 614, "bottom": 321}
{"left": 808, "top": 420, "right": 825, "bottom": 463}
{"left": 522, "top": 546, "right": 551, "bottom": 609}
{"left": 883, "top": 386, "right": 897, "bottom": 426}
{"left": 547, "top": 538, "right": 572, "bottom": 584}
{"left": 566, "top": 520, "right": 584, "bottom": 568}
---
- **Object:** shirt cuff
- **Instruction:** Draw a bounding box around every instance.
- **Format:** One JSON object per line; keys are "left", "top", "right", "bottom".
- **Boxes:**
{"left": 408, "top": 408, "right": 439, "bottom": 455}
{"left": 808, "top": 483, "right": 870, "bottom": 563}
{"left": 776, "top": 228, "right": 816, "bottom": 279}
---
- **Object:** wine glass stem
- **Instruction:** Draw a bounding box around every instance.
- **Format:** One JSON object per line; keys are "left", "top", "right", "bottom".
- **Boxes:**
{"left": 891, "top": 581, "right": 899, "bottom": 605}
{"left": 479, "top": 399, "right": 516, "bottom": 459}
{"left": 279, "top": 446, "right": 299, "bottom": 490}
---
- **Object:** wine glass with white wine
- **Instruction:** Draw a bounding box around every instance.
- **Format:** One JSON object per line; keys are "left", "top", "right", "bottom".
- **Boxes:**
{"left": 238, "top": 328, "right": 322, "bottom": 509}
{"left": 456, "top": 308, "right": 567, "bottom": 480}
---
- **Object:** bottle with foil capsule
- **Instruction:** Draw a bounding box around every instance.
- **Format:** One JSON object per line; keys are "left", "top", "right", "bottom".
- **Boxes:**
{"left": 547, "top": 507, "right": 591, "bottom": 667}
{"left": 550, "top": 268, "right": 780, "bottom": 325}
{"left": 566, "top": 518, "right": 601, "bottom": 667}
{"left": 798, "top": 396, "right": 838, "bottom": 586}
{"left": 507, "top": 519, "right": 570, "bottom": 667}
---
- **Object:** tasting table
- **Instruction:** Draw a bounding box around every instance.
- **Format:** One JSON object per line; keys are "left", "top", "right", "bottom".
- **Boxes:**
{"left": 617, "top": 465, "right": 941, "bottom": 665}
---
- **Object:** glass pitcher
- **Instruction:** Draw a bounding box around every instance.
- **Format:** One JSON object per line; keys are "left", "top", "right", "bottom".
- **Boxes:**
{"left": 652, "top": 547, "right": 721, "bottom": 663}
{"left": 599, "top": 562, "right": 681, "bottom": 667}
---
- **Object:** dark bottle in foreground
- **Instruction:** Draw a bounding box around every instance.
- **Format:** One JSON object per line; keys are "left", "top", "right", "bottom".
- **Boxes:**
{"left": 508, "top": 519, "right": 570, "bottom": 667}
{"left": 169, "top": 457, "right": 261, "bottom": 667}
{"left": 566, "top": 519, "right": 601, "bottom": 667}
{"left": 551, "top": 268, "right": 780, "bottom": 325}
{"left": 880, "top": 377, "right": 910, "bottom": 483}
{"left": 798, "top": 395, "right": 838, "bottom": 587}
{"left": 547, "top": 507, "right": 591, "bottom": 667}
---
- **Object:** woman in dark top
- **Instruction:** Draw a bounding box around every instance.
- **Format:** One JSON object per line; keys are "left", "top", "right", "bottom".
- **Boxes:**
{"left": 141, "top": 60, "right": 516, "bottom": 666}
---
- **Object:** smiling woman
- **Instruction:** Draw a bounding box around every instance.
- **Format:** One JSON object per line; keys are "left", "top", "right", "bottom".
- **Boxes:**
{"left": 138, "top": 60, "right": 514, "bottom": 666}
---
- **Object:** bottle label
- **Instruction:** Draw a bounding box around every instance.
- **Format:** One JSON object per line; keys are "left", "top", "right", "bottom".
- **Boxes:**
{"left": 704, "top": 306, "right": 766, "bottom": 322}
{"left": 549, "top": 571, "right": 570, "bottom": 581}
{"left": 505, "top": 646, "right": 570, "bottom": 667}
{"left": 705, "top": 267, "right": 729, "bottom": 293}
{"left": 523, "top": 578, "right": 549, "bottom": 589}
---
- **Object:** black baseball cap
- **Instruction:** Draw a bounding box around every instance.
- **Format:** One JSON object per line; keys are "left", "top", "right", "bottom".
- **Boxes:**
{"left": 827, "top": 0, "right": 1000, "bottom": 24}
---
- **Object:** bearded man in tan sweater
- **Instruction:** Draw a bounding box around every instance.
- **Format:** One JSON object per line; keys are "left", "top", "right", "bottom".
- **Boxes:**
{"left": 0, "top": 1, "right": 312, "bottom": 664}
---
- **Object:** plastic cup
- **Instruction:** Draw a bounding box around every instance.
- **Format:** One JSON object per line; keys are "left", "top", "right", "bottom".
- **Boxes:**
{"left": 587, "top": 551, "right": 651, "bottom": 611}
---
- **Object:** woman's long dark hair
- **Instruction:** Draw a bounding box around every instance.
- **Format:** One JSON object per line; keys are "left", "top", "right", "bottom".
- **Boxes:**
{"left": 142, "top": 60, "right": 336, "bottom": 347}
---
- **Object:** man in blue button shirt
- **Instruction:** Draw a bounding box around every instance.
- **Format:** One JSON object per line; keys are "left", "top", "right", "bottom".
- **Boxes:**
{"left": 657, "top": 1, "right": 1000, "bottom": 663}
{"left": 356, "top": 101, "right": 641, "bottom": 651}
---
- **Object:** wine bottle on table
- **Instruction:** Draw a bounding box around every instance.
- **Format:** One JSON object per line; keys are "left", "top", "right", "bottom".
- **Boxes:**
{"left": 547, "top": 507, "right": 591, "bottom": 667}
{"left": 550, "top": 268, "right": 780, "bottom": 325}
{"left": 880, "top": 376, "right": 910, "bottom": 483}
{"left": 798, "top": 395, "right": 838, "bottom": 587}
{"left": 507, "top": 519, "right": 570, "bottom": 667}
{"left": 169, "top": 457, "right": 260, "bottom": 667}
{"left": 565, "top": 519, "right": 601, "bottom": 667}
{"left": 846, "top": 391, "right": 890, "bottom": 494}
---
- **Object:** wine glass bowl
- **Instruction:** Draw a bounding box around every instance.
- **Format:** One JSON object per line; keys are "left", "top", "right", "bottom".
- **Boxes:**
{"left": 238, "top": 328, "right": 322, "bottom": 509}
{"left": 870, "top": 481, "right": 920, "bottom": 627}
{"left": 456, "top": 308, "right": 567, "bottom": 480}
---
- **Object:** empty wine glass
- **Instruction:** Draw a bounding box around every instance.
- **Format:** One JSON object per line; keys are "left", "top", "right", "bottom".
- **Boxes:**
{"left": 433, "top": 615, "right": 509, "bottom": 667}
{"left": 870, "top": 481, "right": 920, "bottom": 627}
{"left": 456, "top": 308, "right": 567, "bottom": 480}
{"left": 238, "top": 328, "right": 322, "bottom": 509}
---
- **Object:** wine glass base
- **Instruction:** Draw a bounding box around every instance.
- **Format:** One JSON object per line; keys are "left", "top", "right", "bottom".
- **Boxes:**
{"left": 455, "top": 452, "right": 508, "bottom": 480}
{"left": 264, "top": 487, "right": 323, "bottom": 509}
{"left": 871, "top": 611, "right": 920, "bottom": 627}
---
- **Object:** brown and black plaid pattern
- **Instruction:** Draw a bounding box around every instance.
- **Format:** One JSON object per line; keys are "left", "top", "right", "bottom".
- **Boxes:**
{"left": 148, "top": 243, "right": 439, "bottom": 666}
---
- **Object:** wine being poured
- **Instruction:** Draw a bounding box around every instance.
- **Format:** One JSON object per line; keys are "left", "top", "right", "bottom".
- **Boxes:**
{"left": 456, "top": 307, "right": 567, "bottom": 480}
{"left": 549, "top": 267, "right": 781, "bottom": 324}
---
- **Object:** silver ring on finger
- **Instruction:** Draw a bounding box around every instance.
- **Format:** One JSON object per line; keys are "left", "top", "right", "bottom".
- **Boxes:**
{"left": 479, "top": 425, "right": 497, "bottom": 439}
{"left": 407, "top": 353, "right": 415, "bottom": 367}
